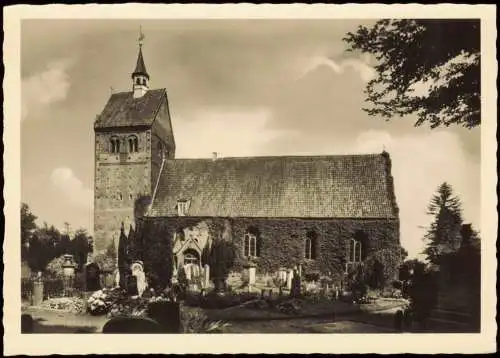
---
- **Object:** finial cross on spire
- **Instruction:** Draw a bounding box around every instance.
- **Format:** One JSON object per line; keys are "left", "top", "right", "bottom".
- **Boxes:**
{"left": 138, "top": 25, "right": 145, "bottom": 47}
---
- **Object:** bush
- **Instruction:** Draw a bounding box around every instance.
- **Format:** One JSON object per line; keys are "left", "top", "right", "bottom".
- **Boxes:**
{"left": 208, "top": 240, "right": 236, "bottom": 291}
{"left": 46, "top": 256, "right": 66, "bottom": 278}
{"left": 276, "top": 298, "right": 303, "bottom": 315}
{"left": 181, "top": 306, "right": 230, "bottom": 333}
{"left": 304, "top": 272, "right": 320, "bottom": 282}
{"left": 87, "top": 287, "right": 127, "bottom": 316}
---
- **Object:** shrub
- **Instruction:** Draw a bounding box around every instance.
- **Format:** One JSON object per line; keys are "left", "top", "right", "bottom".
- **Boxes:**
{"left": 87, "top": 287, "right": 127, "bottom": 316}
{"left": 208, "top": 240, "right": 236, "bottom": 291}
{"left": 45, "top": 256, "right": 66, "bottom": 278}
{"left": 177, "top": 266, "right": 189, "bottom": 297}
{"left": 304, "top": 272, "right": 320, "bottom": 282}
{"left": 181, "top": 306, "right": 230, "bottom": 333}
{"left": 276, "top": 298, "right": 303, "bottom": 315}
{"left": 364, "top": 248, "right": 401, "bottom": 290}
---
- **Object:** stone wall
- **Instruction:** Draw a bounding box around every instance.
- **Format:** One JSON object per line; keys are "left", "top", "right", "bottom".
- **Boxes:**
{"left": 135, "top": 216, "right": 400, "bottom": 288}
{"left": 94, "top": 129, "right": 153, "bottom": 253}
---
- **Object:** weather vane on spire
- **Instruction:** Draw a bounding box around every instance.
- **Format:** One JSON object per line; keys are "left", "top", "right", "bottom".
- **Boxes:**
{"left": 138, "top": 25, "right": 145, "bottom": 47}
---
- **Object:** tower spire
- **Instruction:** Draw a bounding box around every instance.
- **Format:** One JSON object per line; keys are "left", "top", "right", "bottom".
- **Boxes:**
{"left": 132, "top": 26, "right": 149, "bottom": 98}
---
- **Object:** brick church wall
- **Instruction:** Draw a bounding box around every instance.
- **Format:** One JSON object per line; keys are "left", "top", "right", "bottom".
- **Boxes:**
{"left": 135, "top": 216, "right": 400, "bottom": 288}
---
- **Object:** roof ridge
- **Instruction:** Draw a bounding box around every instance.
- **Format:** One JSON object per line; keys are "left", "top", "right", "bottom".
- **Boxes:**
{"left": 171, "top": 153, "right": 385, "bottom": 161}
{"left": 150, "top": 88, "right": 168, "bottom": 125}
{"left": 111, "top": 88, "right": 166, "bottom": 96}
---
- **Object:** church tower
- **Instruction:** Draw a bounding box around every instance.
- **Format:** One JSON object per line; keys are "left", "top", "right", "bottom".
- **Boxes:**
{"left": 93, "top": 29, "right": 176, "bottom": 255}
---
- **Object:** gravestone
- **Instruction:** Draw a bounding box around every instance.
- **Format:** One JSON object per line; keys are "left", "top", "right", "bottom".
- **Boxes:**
{"left": 62, "top": 254, "right": 76, "bottom": 278}
{"left": 203, "top": 264, "right": 210, "bottom": 289}
{"left": 131, "top": 261, "right": 148, "bottom": 296}
{"left": 102, "top": 316, "right": 162, "bottom": 333}
{"left": 248, "top": 266, "right": 256, "bottom": 286}
{"left": 85, "top": 263, "right": 101, "bottom": 292}
{"left": 32, "top": 279, "right": 44, "bottom": 306}
{"left": 290, "top": 270, "right": 301, "bottom": 298}
{"left": 114, "top": 269, "right": 120, "bottom": 288}
{"left": 286, "top": 269, "right": 294, "bottom": 290}
{"left": 278, "top": 267, "right": 287, "bottom": 283}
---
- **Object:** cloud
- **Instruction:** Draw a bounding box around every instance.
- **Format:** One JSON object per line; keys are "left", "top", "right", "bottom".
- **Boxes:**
{"left": 347, "top": 130, "right": 480, "bottom": 259}
{"left": 50, "top": 167, "right": 93, "bottom": 210}
{"left": 22, "top": 59, "right": 72, "bottom": 120}
{"left": 173, "top": 108, "right": 295, "bottom": 158}
{"left": 298, "top": 54, "right": 376, "bottom": 82}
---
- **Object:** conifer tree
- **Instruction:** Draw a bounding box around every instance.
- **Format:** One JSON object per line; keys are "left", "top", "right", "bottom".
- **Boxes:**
{"left": 422, "top": 182, "right": 464, "bottom": 264}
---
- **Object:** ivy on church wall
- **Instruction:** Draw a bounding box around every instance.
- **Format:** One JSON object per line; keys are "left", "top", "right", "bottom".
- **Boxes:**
{"left": 134, "top": 216, "right": 400, "bottom": 288}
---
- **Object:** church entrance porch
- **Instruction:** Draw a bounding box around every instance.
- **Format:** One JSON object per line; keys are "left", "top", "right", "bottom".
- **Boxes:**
{"left": 181, "top": 249, "right": 202, "bottom": 282}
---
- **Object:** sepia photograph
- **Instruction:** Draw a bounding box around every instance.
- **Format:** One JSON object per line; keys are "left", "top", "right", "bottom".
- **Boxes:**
{"left": 3, "top": 4, "right": 497, "bottom": 355}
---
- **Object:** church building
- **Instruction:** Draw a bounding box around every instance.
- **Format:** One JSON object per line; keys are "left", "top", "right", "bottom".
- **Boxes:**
{"left": 93, "top": 35, "right": 401, "bottom": 287}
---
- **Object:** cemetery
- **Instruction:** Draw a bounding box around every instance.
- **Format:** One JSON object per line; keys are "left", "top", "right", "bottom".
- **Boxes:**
{"left": 21, "top": 243, "right": 408, "bottom": 333}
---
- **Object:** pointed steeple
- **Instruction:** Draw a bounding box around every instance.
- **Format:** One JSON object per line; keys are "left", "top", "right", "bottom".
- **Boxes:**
{"left": 132, "top": 45, "right": 149, "bottom": 80}
{"left": 132, "top": 26, "right": 150, "bottom": 98}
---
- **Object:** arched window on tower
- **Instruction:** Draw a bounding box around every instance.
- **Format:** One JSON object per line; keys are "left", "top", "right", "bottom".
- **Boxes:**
{"left": 110, "top": 136, "right": 120, "bottom": 153}
{"left": 136, "top": 77, "right": 141, "bottom": 85}
{"left": 128, "top": 135, "right": 138, "bottom": 153}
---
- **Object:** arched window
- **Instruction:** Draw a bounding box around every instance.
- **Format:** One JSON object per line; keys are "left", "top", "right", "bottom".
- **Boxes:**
{"left": 118, "top": 192, "right": 123, "bottom": 201}
{"left": 110, "top": 136, "right": 120, "bottom": 153}
{"left": 305, "top": 230, "right": 318, "bottom": 260}
{"left": 244, "top": 233, "right": 257, "bottom": 258}
{"left": 136, "top": 77, "right": 141, "bottom": 85}
{"left": 128, "top": 135, "right": 138, "bottom": 153}
{"left": 345, "top": 233, "right": 364, "bottom": 273}
{"left": 346, "top": 238, "right": 362, "bottom": 263}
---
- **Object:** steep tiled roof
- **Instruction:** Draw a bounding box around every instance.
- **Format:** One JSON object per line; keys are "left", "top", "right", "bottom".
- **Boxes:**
{"left": 94, "top": 89, "right": 166, "bottom": 129}
{"left": 149, "top": 153, "right": 399, "bottom": 219}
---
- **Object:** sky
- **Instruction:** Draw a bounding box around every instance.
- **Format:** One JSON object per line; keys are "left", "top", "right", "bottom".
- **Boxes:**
{"left": 20, "top": 19, "right": 481, "bottom": 259}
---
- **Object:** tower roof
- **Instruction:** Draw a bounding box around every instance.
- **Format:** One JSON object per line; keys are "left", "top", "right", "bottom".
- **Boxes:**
{"left": 132, "top": 45, "right": 149, "bottom": 80}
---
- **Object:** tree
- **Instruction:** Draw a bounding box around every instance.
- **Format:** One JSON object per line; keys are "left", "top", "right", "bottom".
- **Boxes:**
{"left": 399, "top": 258, "right": 427, "bottom": 282}
{"left": 72, "top": 228, "right": 93, "bottom": 271}
{"left": 208, "top": 240, "right": 236, "bottom": 292}
{"left": 343, "top": 19, "right": 480, "bottom": 129}
{"left": 117, "top": 224, "right": 129, "bottom": 289}
{"left": 422, "top": 182, "right": 464, "bottom": 265}
{"left": 56, "top": 233, "right": 72, "bottom": 258}
{"left": 21, "top": 203, "right": 37, "bottom": 260}
{"left": 364, "top": 248, "right": 401, "bottom": 289}
{"left": 400, "top": 246, "right": 408, "bottom": 262}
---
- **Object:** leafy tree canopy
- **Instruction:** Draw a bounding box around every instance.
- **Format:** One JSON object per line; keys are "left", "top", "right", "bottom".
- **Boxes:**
{"left": 343, "top": 19, "right": 480, "bottom": 129}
